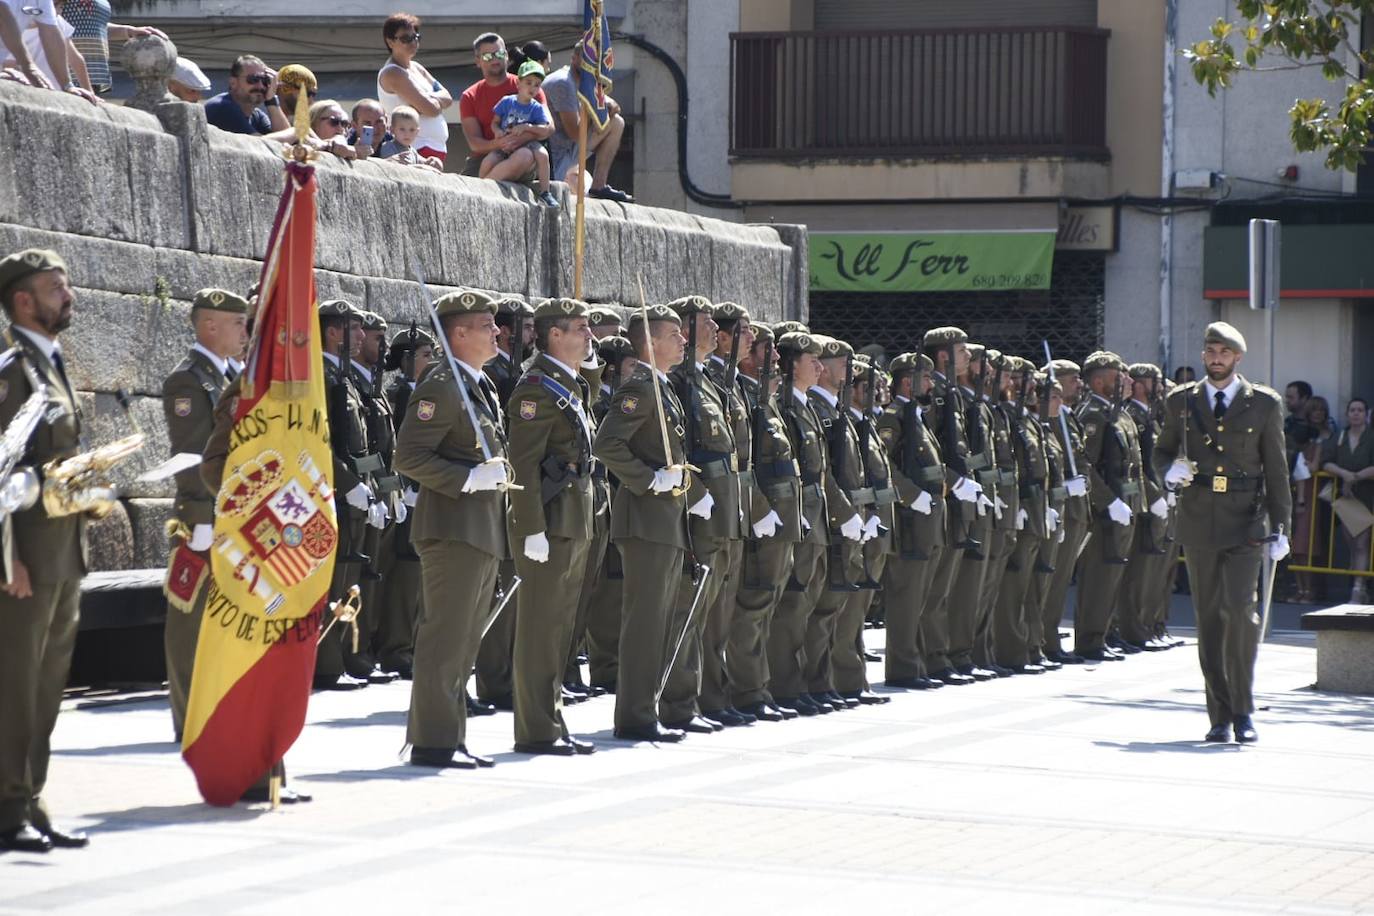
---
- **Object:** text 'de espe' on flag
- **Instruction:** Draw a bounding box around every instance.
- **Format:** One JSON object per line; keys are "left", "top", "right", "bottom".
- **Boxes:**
{"left": 182, "top": 161, "right": 335, "bottom": 806}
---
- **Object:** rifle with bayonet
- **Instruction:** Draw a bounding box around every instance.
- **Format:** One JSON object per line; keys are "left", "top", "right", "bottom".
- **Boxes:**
{"left": 1098, "top": 372, "right": 1130, "bottom": 563}
{"left": 742, "top": 335, "right": 774, "bottom": 591}
{"left": 825, "top": 352, "right": 859, "bottom": 593}
{"left": 941, "top": 340, "right": 979, "bottom": 551}
{"left": 853, "top": 364, "right": 884, "bottom": 590}
{"left": 897, "top": 376, "right": 929, "bottom": 562}
{"left": 781, "top": 348, "right": 809, "bottom": 593}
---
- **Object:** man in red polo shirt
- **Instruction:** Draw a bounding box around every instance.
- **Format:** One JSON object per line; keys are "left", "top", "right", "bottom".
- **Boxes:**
{"left": 459, "top": 32, "right": 552, "bottom": 182}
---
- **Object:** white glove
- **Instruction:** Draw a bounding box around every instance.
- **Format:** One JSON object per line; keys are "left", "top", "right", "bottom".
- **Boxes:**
{"left": 752, "top": 509, "right": 782, "bottom": 539}
{"left": 524, "top": 532, "right": 550, "bottom": 563}
{"left": 951, "top": 476, "right": 981, "bottom": 503}
{"left": 345, "top": 482, "right": 372, "bottom": 511}
{"left": 1293, "top": 452, "right": 1311, "bottom": 482}
{"left": 462, "top": 459, "right": 509, "bottom": 493}
{"left": 188, "top": 524, "right": 213, "bottom": 552}
{"left": 403, "top": 486, "right": 419, "bottom": 507}
{"left": 977, "top": 493, "right": 994, "bottom": 517}
{"left": 910, "top": 490, "right": 934, "bottom": 515}
{"left": 862, "top": 515, "right": 881, "bottom": 541}
{"left": 1268, "top": 533, "right": 1290, "bottom": 562}
{"left": 1165, "top": 459, "right": 1195, "bottom": 488}
{"left": 1167, "top": 490, "right": 1177, "bottom": 508}
{"left": 995, "top": 496, "right": 1008, "bottom": 520}
{"left": 1066, "top": 476, "right": 1088, "bottom": 498}
{"left": 367, "top": 500, "right": 389, "bottom": 529}
{"left": 1055, "top": 522, "right": 1066, "bottom": 543}
{"left": 1015, "top": 507, "right": 1028, "bottom": 530}
{"left": 1046, "top": 507, "right": 1060, "bottom": 532}
{"left": 393, "top": 496, "right": 408, "bottom": 525}
{"left": 650, "top": 466, "right": 684, "bottom": 493}
{"left": 800, "top": 515, "right": 812, "bottom": 532}
{"left": 1149, "top": 496, "right": 1169, "bottom": 520}
{"left": 689, "top": 492, "right": 715, "bottom": 519}
{"left": 840, "top": 513, "right": 865, "bottom": 542}
{"left": 1107, "top": 498, "right": 1132, "bottom": 526}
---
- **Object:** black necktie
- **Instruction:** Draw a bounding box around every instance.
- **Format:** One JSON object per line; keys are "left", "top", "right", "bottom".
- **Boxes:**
{"left": 224, "top": 364, "right": 238, "bottom": 384}
{"left": 51, "top": 349, "right": 72, "bottom": 397}
{"left": 478, "top": 376, "right": 502, "bottom": 422}
{"left": 1214, "top": 390, "right": 1227, "bottom": 420}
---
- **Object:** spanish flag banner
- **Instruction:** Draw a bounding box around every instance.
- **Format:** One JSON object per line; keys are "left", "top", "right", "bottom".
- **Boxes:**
{"left": 182, "top": 161, "right": 336, "bottom": 806}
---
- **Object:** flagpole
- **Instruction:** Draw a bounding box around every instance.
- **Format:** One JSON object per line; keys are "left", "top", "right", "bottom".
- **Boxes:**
{"left": 573, "top": 111, "right": 589, "bottom": 299}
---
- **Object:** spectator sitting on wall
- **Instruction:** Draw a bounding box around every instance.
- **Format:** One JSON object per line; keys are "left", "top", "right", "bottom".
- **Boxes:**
{"left": 0, "top": 0, "right": 97, "bottom": 102}
{"left": 275, "top": 63, "right": 316, "bottom": 122}
{"left": 0, "top": 1, "right": 54, "bottom": 88}
{"left": 348, "top": 98, "right": 392, "bottom": 157}
{"left": 377, "top": 12, "right": 452, "bottom": 164}
{"left": 459, "top": 31, "right": 549, "bottom": 180}
{"left": 379, "top": 105, "right": 443, "bottom": 171}
{"left": 509, "top": 39, "right": 550, "bottom": 73}
{"left": 167, "top": 56, "right": 211, "bottom": 103}
{"left": 483, "top": 61, "right": 558, "bottom": 207}
{"left": 59, "top": 0, "right": 166, "bottom": 95}
{"left": 542, "top": 42, "right": 631, "bottom": 202}
{"left": 306, "top": 99, "right": 369, "bottom": 159}
{"left": 204, "top": 55, "right": 289, "bottom": 135}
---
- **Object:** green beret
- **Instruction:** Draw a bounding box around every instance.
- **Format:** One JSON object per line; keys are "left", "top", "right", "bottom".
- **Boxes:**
{"left": 597, "top": 334, "right": 635, "bottom": 362}
{"left": 1048, "top": 358, "right": 1081, "bottom": 377}
{"left": 922, "top": 326, "right": 967, "bottom": 348}
{"left": 776, "top": 331, "right": 821, "bottom": 357}
{"left": 886, "top": 353, "right": 918, "bottom": 378}
{"left": 627, "top": 304, "right": 682, "bottom": 327}
{"left": 1083, "top": 350, "right": 1127, "bottom": 373}
{"left": 917, "top": 353, "right": 935, "bottom": 372}
{"left": 0, "top": 249, "right": 67, "bottom": 297}
{"left": 853, "top": 357, "right": 881, "bottom": 383}
{"left": 192, "top": 287, "right": 249, "bottom": 314}
{"left": 587, "top": 306, "right": 623, "bottom": 328}
{"left": 360, "top": 310, "right": 388, "bottom": 332}
{"left": 494, "top": 295, "right": 533, "bottom": 317}
{"left": 773, "top": 320, "right": 810, "bottom": 336}
{"left": 435, "top": 289, "right": 498, "bottom": 317}
{"left": 967, "top": 343, "right": 987, "bottom": 360}
{"left": 666, "top": 295, "right": 713, "bottom": 317}
{"left": 535, "top": 297, "right": 589, "bottom": 320}
{"left": 817, "top": 336, "right": 853, "bottom": 360}
{"left": 1128, "top": 362, "right": 1161, "bottom": 380}
{"left": 752, "top": 322, "right": 774, "bottom": 343}
{"left": 318, "top": 298, "right": 362, "bottom": 320}
{"left": 1005, "top": 355, "right": 1032, "bottom": 373}
{"left": 389, "top": 325, "right": 435, "bottom": 350}
{"left": 712, "top": 301, "right": 750, "bottom": 323}
{"left": 1204, "top": 321, "right": 1247, "bottom": 353}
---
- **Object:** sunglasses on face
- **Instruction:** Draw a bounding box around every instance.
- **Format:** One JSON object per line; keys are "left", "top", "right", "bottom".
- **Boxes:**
{"left": 479, "top": 49, "right": 508, "bottom": 62}
{"left": 395, "top": 32, "right": 420, "bottom": 44}
{"left": 322, "top": 116, "right": 350, "bottom": 128}
{"left": 244, "top": 74, "right": 271, "bottom": 87}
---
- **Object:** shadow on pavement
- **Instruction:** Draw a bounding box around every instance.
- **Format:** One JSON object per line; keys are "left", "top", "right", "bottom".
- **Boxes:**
{"left": 1092, "top": 740, "right": 1242, "bottom": 754}
{"left": 81, "top": 803, "right": 266, "bottom": 831}
{"left": 54, "top": 741, "right": 180, "bottom": 757}
{"left": 312, "top": 709, "right": 408, "bottom": 729}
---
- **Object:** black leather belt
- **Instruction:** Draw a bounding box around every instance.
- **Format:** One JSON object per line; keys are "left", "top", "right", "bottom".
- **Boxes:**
{"left": 1195, "top": 474, "right": 1259, "bottom": 493}
{"left": 755, "top": 459, "right": 798, "bottom": 481}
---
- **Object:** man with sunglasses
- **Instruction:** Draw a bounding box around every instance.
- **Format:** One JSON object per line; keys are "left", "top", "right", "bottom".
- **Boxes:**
{"left": 204, "top": 54, "right": 288, "bottom": 135}
{"left": 459, "top": 32, "right": 550, "bottom": 181}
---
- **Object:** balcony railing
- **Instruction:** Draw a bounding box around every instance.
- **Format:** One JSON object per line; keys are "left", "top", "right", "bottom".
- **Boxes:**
{"left": 729, "top": 27, "right": 1109, "bottom": 160}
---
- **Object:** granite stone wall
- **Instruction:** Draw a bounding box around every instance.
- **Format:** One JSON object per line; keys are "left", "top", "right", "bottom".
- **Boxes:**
{"left": 0, "top": 80, "right": 805, "bottom": 573}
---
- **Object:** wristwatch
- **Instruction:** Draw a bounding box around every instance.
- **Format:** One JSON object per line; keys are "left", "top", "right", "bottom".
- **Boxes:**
{"left": 265, "top": 97, "right": 280, "bottom": 107}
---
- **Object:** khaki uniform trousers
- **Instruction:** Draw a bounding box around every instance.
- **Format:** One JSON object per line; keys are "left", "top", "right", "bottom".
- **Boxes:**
{"left": 164, "top": 556, "right": 206, "bottom": 740}
{"left": 947, "top": 513, "right": 994, "bottom": 668}
{"left": 1119, "top": 524, "right": 1162, "bottom": 644}
{"left": 767, "top": 540, "right": 826, "bottom": 700}
{"left": 884, "top": 543, "right": 944, "bottom": 681}
{"left": 833, "top": 543, "right": 887, "bottom": 694}
{"left": 316, "top": 509, "right": 366, "bottom": 681}
{"left": 661, "top": 534, "right": 728, "bottom": 724}
{"left": 803, "top": 541, "right": 855, "bottom": 695}
{"left": 974, "top": 527, "right": 1015, "bottom": 668}
{"left": 564, "top": 518, "right": 609, "bottom": 683}
{"left": 990, "top": 532, "right": 1037, "bottom": 667}
{"left": 727, "top": 537, "right": 794, "bottom": 707}
{"left": 377, "top": 533, "right": 423, "bottom": 671}
{"left": 1075, "top": 516, "right": 1137, "bottom": 653}
{"left": 1185, "top": 544, "right": 1263, "bottom": 726}
{"left": 1022, "top": 535, "right": 1060, "bottom": 659}
{"left": 1040, "top": 512, "right": 1088, "bottom": 656}
{"left": 514, "top": 534, "right": 591, "bottom": 745}
{"left": 475, "top": 559, "right": 516, "bottom": 701}
{"left": 0, "top": 580, "right": 81, "bottom": 832}
{"left": 613, "top": 538, "right": 685, "bottom": 730}
{"left": 583, "top": 540, "right": 623, "bottom": 688}
{"left": 699, "top": 539, "right": 744, "bottom": 715}
{"left": 407, "top": 540, "right": 500, "bottom": 750}
{"left": 920, "top": 539, "right": 965, "bottom": 673}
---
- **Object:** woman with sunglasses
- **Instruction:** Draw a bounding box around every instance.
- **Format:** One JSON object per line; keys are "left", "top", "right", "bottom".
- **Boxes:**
{"left": 377, "top": 12, "right": 451, "bottom": 164}
{"left": 306, "top": 99, "right": 367, "bottom": 160}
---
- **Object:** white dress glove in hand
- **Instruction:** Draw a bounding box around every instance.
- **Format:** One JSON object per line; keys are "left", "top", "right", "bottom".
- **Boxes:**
{"left": 188, "top": 524, "right": 213, "bottom": 552}
{"left": 367, "top": 501, "right": 389, "bottom": 529}
{"left": 403, "top": 486, "right": 419, "bottom": 507}
{"left": 345, "top": 482, "right": 372, "bottom": 511}
{"left": 1165, "top": 459, "right": 1195, "bottom": 488}
{"left": 1150, "top": 496, "right": 1170, "bottom": 520}
{"left": 977, "top": 493, "right": 994, "bottom": 517}
{"left": 393, "top": 496, "right": 408, "bottom": 525}
{"left": 524, "top": 532, "right": 550, "bottom": 563}
{"left": 951, "top": 476, "right": 982, "bottom": 503}
{"left": 462, "top": 459, "right": 509, "bottom": 493}
{"left": 752, "top": 509, "right": 782, "bottom": 539}
{"left": 840, "top": 513, "right": 865, "bottom": 542}
{"left": 650, "top": 466, "right": 685, "bottom": 493}
{"left": 800, "top": 515, "right": 812, "bottom": 532}
{"left": 1046, "top": 507, "right": 1060, "bottom": 533}
{"left": 1107, "top": 498, "right": 1133, "bottom": 526}
{"left": 1056, "top": 523, "right": 1066, "bottom": 543}
{"left": 911, "top": 490, "right": 934, "bottom": 515}
{"left": 1015, "top": 507, "right": 1028, "bottom": 530}
{"left": 1066, "top": 475, "right": 1088, "bottom": 498}
{"left": 995, "top": 496, "right": 1008, "bottom": 520}
{"left": 689, "top": 492, "right": 715, "bottom": 519}
{"left": 861, "top": 515, "right": 881, "bottom": 542}
{"left": 1268, "top": 533, "right": 1291, "bottom": 562}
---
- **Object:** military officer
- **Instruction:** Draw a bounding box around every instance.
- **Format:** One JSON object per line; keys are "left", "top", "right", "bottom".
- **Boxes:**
{"left": 588, "top": 305, "right": 624, "bottom": 341}
{"left": 592, "top": 304, "right": 700, "bottom": 743}
{"left": 162, "top": 287, "right": 249, "bottom": 741}
{"left": 1155, "top": 322, "right": 1290, "bottom": 743}
{"left": 974, "top": 349, "right": 1020, "bottom": 677}
{"left": 1074, "top": 351, "right": 1144, "bottom": 662}
{"left": 396, "top": 289, "right": 511, "bottom": 769}
{"left": 316, "top": 299, "right": 379, "bottom": 690}
{"left": 1119, "top": 362, "right": 1173, "bottom": 651}
{"left": 0, "top": 250, "right": 90, "bottom": 852}
{"left": 1039, "top": 359, "right": 1090, "bottom": 665}
{"left": 1024, "top": 372, "right": 1068, "bottom": 670}
{"left": 376, "top": 325, "right": 436, "bottom": 677}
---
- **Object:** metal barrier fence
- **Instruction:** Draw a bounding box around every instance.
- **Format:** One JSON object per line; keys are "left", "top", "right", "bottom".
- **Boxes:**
{"left": 1287, "top": 470, "right": 1374, "bottom": 578}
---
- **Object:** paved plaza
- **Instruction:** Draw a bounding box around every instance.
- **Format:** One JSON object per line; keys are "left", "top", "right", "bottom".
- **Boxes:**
{"left": 2, "top": 606, "right": 1373, "bottom": 915}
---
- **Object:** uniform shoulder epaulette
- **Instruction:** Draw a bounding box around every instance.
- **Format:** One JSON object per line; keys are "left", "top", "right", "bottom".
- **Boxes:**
{"left": 1249, "top": 382, "right": 1282, "bottom": 404}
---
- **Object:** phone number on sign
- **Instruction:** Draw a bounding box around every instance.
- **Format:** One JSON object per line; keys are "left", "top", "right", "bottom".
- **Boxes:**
{"left": 971, "top": 273, "right": 1048, "bottom": 289}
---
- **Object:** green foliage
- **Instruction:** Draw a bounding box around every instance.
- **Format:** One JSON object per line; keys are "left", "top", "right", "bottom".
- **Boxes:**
{"left": 1183, "top": 0, "right": 1374, "bottom": 170}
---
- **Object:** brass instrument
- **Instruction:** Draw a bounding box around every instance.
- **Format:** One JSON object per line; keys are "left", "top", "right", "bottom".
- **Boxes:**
{"left": 0, "top": 348, "right": 49, "bottom": 520}
{"left": 41, "top": 433, "right": 145, "bottom": 519}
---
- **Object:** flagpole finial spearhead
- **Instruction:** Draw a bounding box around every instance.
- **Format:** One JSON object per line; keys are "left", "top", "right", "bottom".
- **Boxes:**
{"left": 277, "top": 64, "right": 320, "bottom": 159}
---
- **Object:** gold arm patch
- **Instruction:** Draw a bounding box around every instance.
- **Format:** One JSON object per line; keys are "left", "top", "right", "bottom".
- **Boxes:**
{"left": 520, "top": 400, "right": 537, "bottom": 420}
{"left": 173, "top": 396, "right": 192, "bottom": 417}
{"left": 416, "top": 400, "right": 436, "bottom": 421}
{"left": 621, "top": 396, "right": 639, "bottom": 414}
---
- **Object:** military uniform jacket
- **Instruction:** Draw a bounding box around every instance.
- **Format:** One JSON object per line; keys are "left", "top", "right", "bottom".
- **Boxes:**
{"left": 851, "top": 405, "right": 897, "bottom": 548}
{"left": 1049, "top": 407, "right": 1089, "bottom": 524}
{"left": 353, "top": 362, "right": 397, "bottom": 491}
{"left": 485, "top": 349, "right": 519, "bottom": 407}
{"left": 706, "top": 358, "right": 770, "bottom": 533}
{"left": 990, "top": 401, "right": 1020, "bottom": 531}
{"left": 0, "top": 326, "right": 86, "bottom": 583}
{"left": 1126, "top": 398, "right": 1167, "bottom": 543}
{"left": 673, "top": 362, "right": 745, "bottom": 540}
{"left": 1008, "top": 407, "right": 1050, "bottom": 538}
{"left": 878, "top": 398, "right": 947, "bottom": 553}
{"left": 928, "top": 372, "right": 972, "bottom": 488}
{"left": 809, "top": 389, "right": 867, "bottom": 532}
{"left": 592, "top": 363, "right": 700, "bottom": 550}
{"left": 506, "top": 352, "right": 595, "bottom": 542}
{"left": 163, "top": 347, "right": 231, "bottom": 530}
{"left": 1077, "top": 394, "right": 1145, "bottom": 515}
{"left": 1154, "top": 378, "right": 1290, "bottom": 548}
{"left": 394, "top": 361, "right": 509, "bottom": 559}
{"left": 776, "top": 388, "right": 852, "bottom": 544}
{"left": 324, "top": 355, "right": 372, "bottom": 497}
{"left": 1040, "top": 414, "right": 1068, "bottom": 512}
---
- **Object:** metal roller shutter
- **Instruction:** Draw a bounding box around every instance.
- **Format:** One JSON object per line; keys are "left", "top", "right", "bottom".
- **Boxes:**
{"left": 814, "top": 0, "right": 1098, "bottom": 30}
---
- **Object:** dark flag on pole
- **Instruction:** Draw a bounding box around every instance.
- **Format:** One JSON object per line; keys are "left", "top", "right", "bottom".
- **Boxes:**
{"left": 578, "top": 0, "right": 614, "bottom": 131}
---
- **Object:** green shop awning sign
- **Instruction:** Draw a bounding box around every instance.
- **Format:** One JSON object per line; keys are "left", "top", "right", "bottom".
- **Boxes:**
{"left": 809, "top": 231, "right": 1055, "bottom": 293}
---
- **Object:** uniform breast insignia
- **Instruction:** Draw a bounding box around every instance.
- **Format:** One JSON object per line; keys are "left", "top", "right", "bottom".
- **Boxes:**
{"left": 879, "top": 427, "right": 895, "bottom": 444}
{"left": 621, "top": 396, "right": 639, "bottom": 414}
{"left": 174, "top": 397, "right": 193, "bottom": 417}
{"left": 416, "top": 400, "right": 436, "bottom": 421}
{"left": 520, "top": 400, "right": 537, "bottom": 420}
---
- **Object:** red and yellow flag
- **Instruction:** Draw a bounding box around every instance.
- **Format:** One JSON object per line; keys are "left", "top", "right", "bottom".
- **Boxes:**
{"left": 182, "top": 162, "right": 336, "bottom": 806}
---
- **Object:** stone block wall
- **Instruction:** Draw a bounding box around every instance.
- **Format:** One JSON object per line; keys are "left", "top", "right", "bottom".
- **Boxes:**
{"left": 0, "top": 80, "right": 806, "bottom": 573}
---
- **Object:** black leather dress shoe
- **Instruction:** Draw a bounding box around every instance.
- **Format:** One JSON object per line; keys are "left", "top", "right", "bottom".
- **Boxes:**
{"left": 457, "top": 745, "right": 495, "bottom": 768}
{"left": 239, "top": 785, "right": 314, "bottom": 803}
{"left": 367, "top": 667, "right": 400, "bottom": 684}
{"left": 729, "top": 706, "right": 758, "bottom": 724}
{"left": 699, "top": 712, "right": 727, "bottom": 730}
{"left": 0, "top": 824, "right": 51, "bottom": 853}
{"left": 380, "top": 656, "right": 414, "bottom": 679}
{"left": 1115, "top": 641, "right": 1142, "bottom": 655}
{"left": 773, "top": 697, "right": 815, "bottom": 717}
{"left": 409, "top": 746, "right": 477, "bottom": 769}
{"left": 802, "top": 693, "right": 835, "bottom": 713}
{"left": 466, "top": 695, "right": 497, "bottom": 717}
{"left": 1233, "top": 715, "right": 1258, "bottom": 744}
{"left": 590, "top": 680, "right": 617, "bottom": 694}
{"left": 1009, "top": 664, "right": 1045, "bottom": 675}
{"left": 862, "top": 650, "right": 882, "bottom": 663}
{"left": 767, "top": 701, "right": 799, "bottom": 720}
{"left": 1102, "top": 647, "right": 1126, "bottom": 661}
{"left": 561, "top": 686, "right": 588, "bottom": 705}
{"left": 738, "top": 702, "right": 784, "bottom": 722}
{"left": 703, "top": 708, "right": 748, "bottom": 727}
{"left": 613, "top": 723, "right": 686, "bottom": 743}
{"left": 1076, "top": 648, "right": 1109, "bottom": 662}
{"left": 825, "top": 690, "right": 861, "bottom": 709}
{"left": 1141, "top": 638, "right": 1169, "bottom": 652}
{"left": 1045, "top": 650, "right": 1085, "bottom": 665}
{"left": 314, "top": 673, "right": 368, "bottom": 691}
{"left": 1205, "top": 723, "right": 1231, "bottom": 743}
{"left": 884, "top": 677, "right": 923, "bottom": 690}
{"left": 664, "top": 716, "right": 719, "bottom": 734}
{"left": 566, "top": 736, "right": 596, "bottom": 755}
{"left": 956, "top": 665, "right": 996, "bottom": 682}
{"left": 931, "top": 667, "right": 975, "bottom": 685}
{"left": 514, "top": 739, "right": 576, "bottom": 756}
{"left": 484, "top": 694, "right": 515, "bottom": 712}
{"left": 1032, "top": 656, "right": 1063, "bottom": 671}
{"left": 987, "top": 664, "right": 1015, "bottom": 678}
{"left": 841, "top": 689, "right": 891, "bottom": 705}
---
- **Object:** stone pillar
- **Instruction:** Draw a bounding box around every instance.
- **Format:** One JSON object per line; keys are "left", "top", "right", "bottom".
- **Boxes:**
{"left": 122, "top": 35, "right": 178, "bottom": 112}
